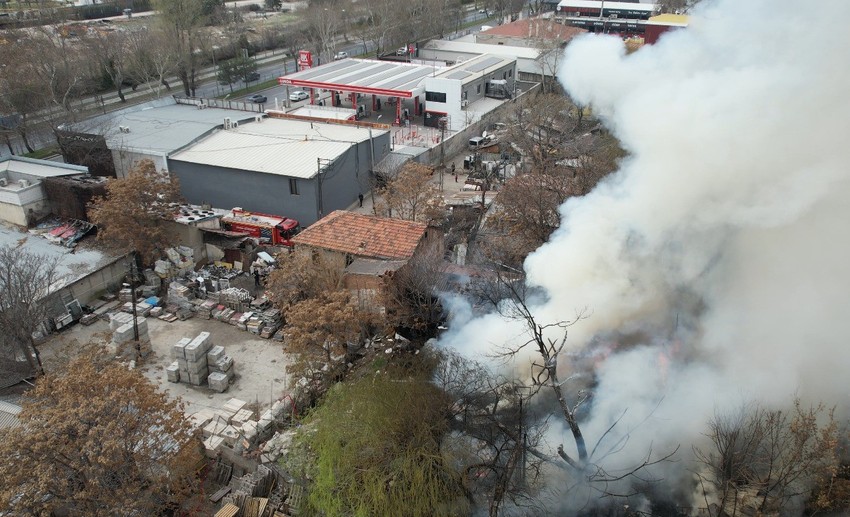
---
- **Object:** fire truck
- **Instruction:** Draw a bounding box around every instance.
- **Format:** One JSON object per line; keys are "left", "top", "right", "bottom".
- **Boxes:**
{"left": 220, "top": 208, "right": 300, "bottom": 246}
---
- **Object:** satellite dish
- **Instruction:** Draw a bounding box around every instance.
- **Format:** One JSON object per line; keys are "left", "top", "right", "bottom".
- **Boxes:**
{"left": 482, "top": 130, "right": 489, "bottom": 138}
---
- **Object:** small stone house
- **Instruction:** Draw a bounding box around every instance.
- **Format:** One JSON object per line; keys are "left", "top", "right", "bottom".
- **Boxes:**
{"left": 291, "top": 210, "right": 443, "bottom": 310}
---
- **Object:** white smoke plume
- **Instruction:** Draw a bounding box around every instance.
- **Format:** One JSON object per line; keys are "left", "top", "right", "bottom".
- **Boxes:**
{"left": 439, "top": 0, "right": 850, "bottom": 510}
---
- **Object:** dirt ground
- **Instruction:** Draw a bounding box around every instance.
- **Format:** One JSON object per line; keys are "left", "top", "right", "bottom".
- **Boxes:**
{"left": 39, "top": 311, "right": 293, "bottom": 418}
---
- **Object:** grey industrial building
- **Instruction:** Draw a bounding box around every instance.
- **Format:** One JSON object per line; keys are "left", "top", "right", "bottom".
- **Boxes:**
{"left": 60, "top": 100, "right": 261, "bottom": 178}
{"left": 168, "top": 117, "right": 390, "bottom": 226}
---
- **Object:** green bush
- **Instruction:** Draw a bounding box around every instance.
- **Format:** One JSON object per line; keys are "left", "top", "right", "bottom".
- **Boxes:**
{"left": 303, "top": 373, "right": 468, "bottom": 517}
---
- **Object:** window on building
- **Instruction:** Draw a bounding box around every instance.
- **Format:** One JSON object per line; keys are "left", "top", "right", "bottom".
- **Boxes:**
{"left": 509, "top": 69, "right": 513, "bottom": 77}
{"left": 463, "top": 90, "right": 468, "bottom": 100}
{"left": 425, "top": 91, "right": 447, "bottom": 103}
{"left": 503, "top": 71, "right": 507, "bottom": 79}
{"left": 476, "top": 84, "right": 481, "bottom": 94}
{"left": 289, "top": 178, "right": 299, "bottom": 195}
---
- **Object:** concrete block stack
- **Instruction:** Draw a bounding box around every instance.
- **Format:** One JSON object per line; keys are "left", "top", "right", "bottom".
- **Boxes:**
{"left": 259, "top": 307, "right": 282, "bottom": 328}
{"left": 169, "top": 333, "right": 238, "bottom": 390}
{"left": 118, "top": 288, "right": 134, "bottom": 302}
{"left": 168, "top": 281, "right": 193, "bottom": 309}
{"left": 203, "top": 415, "right": 229, "bottom": 438}
{"left": 208, "top": 373, "right": 229, "bottom": 393}
{"left": 121, "top": 301, "right": 152, "bottom": 317}
{"left": 165, "top": 362, "right": 180, "bottom": 382}
{"left": 203, "top": 435, "right": 224, "bottom": 458}
{"left": 220, "top": 398, "right": 247, "bottom": 420}
{"left": 237, "top": 312, "right": 253, "bottom": 331}
{"left": 207, "top": 345, "right": 235, "bottom": 393}
{"left": 215, "top": 308, "right": 236, "bottom": 323}
{"left": 110, "top": 314, "right": 151, "bottom": 358}
{"left": 197, "top": 300, "right": 217, "bottom": 319}
{"left": 109, "top": 312, "right": 133, "bottom": 331}
{"left": 232, "top": 408, "right": 254, "bottom": 426}
{"left": 184, "top": 332, "right": 212, "bottom": 385}
{"left": 256, "top": 408, "right": 275, "bottom": 441}
{"left": 246, "top": 316, "right": 264, "bottom": 334}
{"left": 220, "top": 287, "right": 253, "bottom": 312}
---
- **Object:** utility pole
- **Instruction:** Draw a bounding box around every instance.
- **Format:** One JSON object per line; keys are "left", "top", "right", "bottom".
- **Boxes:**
{"left": 125, "top": 255, "right": 140, "bottom": 360}
{"left": 439, "top": 119, "right": 446, "bottom": 191}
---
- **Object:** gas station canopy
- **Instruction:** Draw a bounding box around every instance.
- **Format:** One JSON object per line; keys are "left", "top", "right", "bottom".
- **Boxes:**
{"left": 277, "top": 58, "right": 438, "bottom": 99}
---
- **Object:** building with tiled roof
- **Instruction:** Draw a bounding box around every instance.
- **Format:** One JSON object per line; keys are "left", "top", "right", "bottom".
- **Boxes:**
{"left": 292, "top": 210, "right": 429, "bottom": 260}
{"left": 293, "top": 211, "right": 444, "bottom": 313}
{"left": 476, "top": 17, "right": 586, "bottom": 48}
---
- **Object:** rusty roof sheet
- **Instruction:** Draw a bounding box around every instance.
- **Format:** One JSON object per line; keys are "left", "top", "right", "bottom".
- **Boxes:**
{"left": 292, "top": 211, "right": 427, "bottom": 260}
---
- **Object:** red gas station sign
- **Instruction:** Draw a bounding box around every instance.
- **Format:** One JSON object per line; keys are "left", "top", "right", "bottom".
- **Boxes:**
{"left": 298, "top": 50, "right": 313, "bottom": 71}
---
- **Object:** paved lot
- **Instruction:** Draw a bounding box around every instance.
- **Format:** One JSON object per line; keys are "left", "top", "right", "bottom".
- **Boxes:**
{"left": 41, "top": 312, "right": 293, "bottom": 418}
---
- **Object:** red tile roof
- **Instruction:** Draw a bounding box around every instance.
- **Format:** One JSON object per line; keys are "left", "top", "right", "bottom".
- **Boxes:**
{"left": 481, "top": 18, "right": 586, "bottom": 41}
{"left": 292, "top": 211, "right": 428, "bottom": 260}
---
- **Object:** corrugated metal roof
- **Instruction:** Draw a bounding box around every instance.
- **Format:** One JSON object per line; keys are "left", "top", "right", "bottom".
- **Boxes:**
{"left": 434, "top": 54, "right": 515, "bottom": 79}
{"left": 0, "top": 157, "right": 88, "bottom": 177}
{"left": 558, "top": 0, "right": 654, "bottom": 11}
{"left": 169, "top": 119, "right": 387, "bottom": 179}
{"left": 280, "top": 59, "right": 440, "bottom": 96}
{"left": 480, "top": 17, "right": 586, "bottom": 40}
{"left": 422, "top": 40, "right": 541, "bottom": 60}
{"left": 0, "top": 400, "right": 22, "bottom": 429}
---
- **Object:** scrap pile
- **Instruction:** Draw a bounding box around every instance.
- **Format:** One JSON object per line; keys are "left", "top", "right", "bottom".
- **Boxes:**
{"left": 154, "top": 246, "right": 195, "bottom": 279}
{"left": 167, "top": 332, "right": 236, "bottom": 391}
{"left": 214, "top": 466, "right": 276, "bottom": 517}
{"left": 29, "top": 217, "right": 94, "bottom": 248}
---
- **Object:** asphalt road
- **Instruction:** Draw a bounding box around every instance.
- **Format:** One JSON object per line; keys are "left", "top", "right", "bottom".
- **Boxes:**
{"left": 0, "top": 7, "right": 503, "bottom": 158}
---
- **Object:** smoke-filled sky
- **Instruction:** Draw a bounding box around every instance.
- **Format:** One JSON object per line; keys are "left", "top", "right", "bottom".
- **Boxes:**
{"left": 441, "top": 0, "right": 850, "bottom": 509}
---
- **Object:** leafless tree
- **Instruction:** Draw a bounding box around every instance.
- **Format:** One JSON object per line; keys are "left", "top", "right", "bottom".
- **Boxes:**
{"left": 381, "top": 241, "right": 448, "bottom": 333}
{"left": 470, "top": 271, "right": 678, "bottom": 508}
{"left": 0, "top": 245, "right": 62, "bottom": 380}
{"left": 434, "top": 349, "right": 550, "bottom": 516}
{"left": 693, "top": 399, "right": 839, "bottom": 516}
{"left": 83, "top": 29, "right": 130, "bottom": 103}
{"left": 351, "top": 0, "right": 395, "bottom": 56}
{"left": 303, "top": 0, "right": 343, "bottom": 63}
{"left": 124, "top": 27, "right": 178, "bottom": 97}
{"left": 156, "top": 0, "right": 209, "bottom": 97}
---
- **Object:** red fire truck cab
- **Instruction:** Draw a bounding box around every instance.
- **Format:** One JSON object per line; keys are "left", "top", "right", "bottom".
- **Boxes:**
{"left": 221, "top": 208, "right": 300, "bottom": 246}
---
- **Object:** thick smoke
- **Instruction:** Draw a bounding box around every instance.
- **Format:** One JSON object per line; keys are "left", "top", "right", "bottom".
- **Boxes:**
{"left": 440, "top": 0, "right": 850, "bottom": 510}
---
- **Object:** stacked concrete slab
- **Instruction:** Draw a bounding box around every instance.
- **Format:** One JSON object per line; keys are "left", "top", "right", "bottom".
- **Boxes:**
{"left": 110, "top": 313, "right": 151, "bottom": 359}
{"left": 185, "top": 332, "right": 212, "bottom": 385}
{"left": 168, "top": 332, "right": 236, "bottom": 390}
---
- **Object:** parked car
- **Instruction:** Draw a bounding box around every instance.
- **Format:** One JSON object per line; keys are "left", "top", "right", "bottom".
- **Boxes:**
{"left": 334, "top": 51, "right": 349, "bottom": 60}
{"left": 245, "top": 71, "right": 261, "bottom": 82}
{"left": 246, "top": 94, "right": 267, "bottom": 104}
{"left": 469, "top": 133, "right": 494, "bottom": 150}
{"left": 396, "top": 46, "right": 408, "bottom": 56}
{"left": 289, "top": 90, "right": 309, "bottom": 102}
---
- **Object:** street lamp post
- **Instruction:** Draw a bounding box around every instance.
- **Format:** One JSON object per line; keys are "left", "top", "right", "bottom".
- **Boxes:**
{"left": 212, "top": 46, "right": 220, "bottom": 97}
